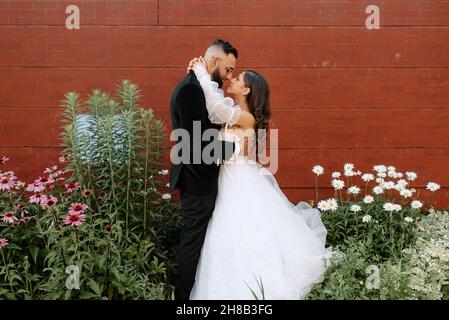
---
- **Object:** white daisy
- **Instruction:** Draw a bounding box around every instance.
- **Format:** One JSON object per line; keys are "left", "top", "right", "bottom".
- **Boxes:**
{"left": 384, "top": 181, "right": 396, "bottom": 190}
{"left": 312, "top": 165, "right": 324, "bottom": 176}
{"left": 344, "top": 170, "right": 355, "bottom": 177}
{"left": 397, "top": 172, "right": 404, "bottom": 178}
{"left": 411, "top": 200, "right": 423, "bottom": 209}
{"left": 363, "top": 195, "right": 374, "bottom": 204}
{"left": 387, "top": 166, "right": 396, "bottom": 172}
{"left": 331, "top": 172, "right": 341, "bottom": 178}
{"left": 362, "top": 214, "right": 372, "bottom": 223}
{"left": 317, "top": 200, "right": 330, "bottom": 212}
{"left": 387, "top": 170, "right": 397, "bottom": 178}
{"left": 426, "top": 182, "right": 440, "bottom": 192}
{"left": 161, "top": 193, "right": 171, "bottom": 200}
{"left": 347, "top": 186, "right": 361, "bottom": 195}
{"left": 350, "top": 205, "right": 362, "bottom": 213}
{"left": 383, "top": 202, "right": 395, "bottom": 212}
{"left": 373, "top": 186, "right": 384, "bottom": 195}
{"left": 327, "top": 198, "right": 339, "bottom": 212}
{"left": 356, "top": 170, "right": 362, "bottom": 176}
{"left": 376, "top": 177, "right": 385, "bottom": 184}
{"left": 344, "top": 163, "right": 355, "bottom": 172}
{"left": 377, "top": 172, "right": 387, "bottom": 178}
{"left": 393, "top": 204, "right": 402, "bottom": 212}
{"left": 404, "top": 216, "right": 414, "bottom": 223}
{"left": 400, "top": 189, "right": 413, "bottom": 199}
{"left": 159, "top": 169, "right": 169, "bottom": 175}
{"left": 361, "top": 174, "right": 375, "bottom": 182}
{"left": 373, "top": 165, "right": 387, "bottom": 173}
{"left": 331, "top": 179, "right": 345, "bottom": 190}
{"left": 396, "top": 179, "right": 408, "bottom": 188}
{"left": 406, "top": 171, "right": 417, "bottom": 181}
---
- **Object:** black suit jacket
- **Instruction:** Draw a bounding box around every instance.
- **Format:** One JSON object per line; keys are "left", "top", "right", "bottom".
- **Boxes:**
{"left": 169, "top": 71, "right": 236, "bottom": 195}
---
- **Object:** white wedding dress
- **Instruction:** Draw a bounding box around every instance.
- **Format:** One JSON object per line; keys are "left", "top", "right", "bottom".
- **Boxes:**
{"left": 189, "top": 64, "right": 330, "bottom": 300}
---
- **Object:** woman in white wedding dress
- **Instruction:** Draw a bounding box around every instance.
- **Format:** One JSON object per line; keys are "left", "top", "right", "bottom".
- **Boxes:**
{"left": 187, "top": 58, "right": 330, "bottom": 300}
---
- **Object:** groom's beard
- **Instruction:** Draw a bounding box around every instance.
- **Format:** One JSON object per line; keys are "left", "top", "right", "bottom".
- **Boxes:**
{"left": 212, "top": 68, "right": 224, "bottom": 88}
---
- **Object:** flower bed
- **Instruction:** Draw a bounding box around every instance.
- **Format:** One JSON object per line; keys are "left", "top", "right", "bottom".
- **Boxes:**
{"left": 0, "top": 81, "right": 182, "bottom": 299}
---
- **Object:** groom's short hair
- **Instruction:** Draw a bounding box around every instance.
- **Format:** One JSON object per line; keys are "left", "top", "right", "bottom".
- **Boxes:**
{"left": 209, "top": 39, "right": 238, "bottom": 58}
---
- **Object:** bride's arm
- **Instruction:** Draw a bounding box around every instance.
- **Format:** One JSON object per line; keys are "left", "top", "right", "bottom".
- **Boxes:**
{"left": 191, "top": 61, "right": 254, "bottom": 128}
{"left": 192, "top": 62, "right": 240, "bottom": 126}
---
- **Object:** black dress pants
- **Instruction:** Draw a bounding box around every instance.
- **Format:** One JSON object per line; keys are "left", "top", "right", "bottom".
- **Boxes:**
{"left": 175, "top": 190, "right": 217, "bottom": 300}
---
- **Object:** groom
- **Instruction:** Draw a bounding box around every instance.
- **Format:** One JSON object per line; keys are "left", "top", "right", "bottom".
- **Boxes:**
{"left": 169, "top": 39, "right": 240, "bottom": 300}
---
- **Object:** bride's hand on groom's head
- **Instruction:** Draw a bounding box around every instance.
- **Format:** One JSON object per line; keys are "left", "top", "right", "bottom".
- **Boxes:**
{"left": 187, "top": 57, "right": 200, "bottom": 73}
{"left": 187, "top": 57, "right": 198, "bottom": 73}
{"left": 186, "top": 56, "right": 207, "bottom": 73}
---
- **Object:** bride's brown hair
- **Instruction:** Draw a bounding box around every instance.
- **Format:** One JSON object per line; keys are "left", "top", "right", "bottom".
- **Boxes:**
{"left": 243, "top": 70, "right": 271, "bottom": 163}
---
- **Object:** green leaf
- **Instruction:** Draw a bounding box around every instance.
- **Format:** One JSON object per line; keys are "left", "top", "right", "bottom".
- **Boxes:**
{"left": 29, "top": 246, "right": 39, "bottom": 264}
{"left": 64, "top": 289, "right": 72, "bottom": 300}
{"left": 88, "top": 279, "right": 102, "bottom": 297}
{"left": 111, "top": 267, "right": 123, "bottom": 282}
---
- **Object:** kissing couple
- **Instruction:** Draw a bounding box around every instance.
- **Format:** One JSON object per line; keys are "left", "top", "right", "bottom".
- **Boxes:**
{"left": 170, "top": 39, "right": 331, "bottom": 300}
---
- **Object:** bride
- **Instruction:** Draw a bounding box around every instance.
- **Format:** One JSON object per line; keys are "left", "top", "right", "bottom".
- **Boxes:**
{"left": 187, "top": 57, "right": 330, "bottom": 300}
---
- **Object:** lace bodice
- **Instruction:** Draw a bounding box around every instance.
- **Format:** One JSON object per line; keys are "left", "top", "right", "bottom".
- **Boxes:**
{"left": 218, "top": 126, "right": 257, "bottom": 163}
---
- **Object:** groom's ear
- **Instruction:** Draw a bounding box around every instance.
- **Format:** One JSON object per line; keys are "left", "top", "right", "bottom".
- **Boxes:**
{"left": 208, "top": 57, "right": 219, "bottom": 71}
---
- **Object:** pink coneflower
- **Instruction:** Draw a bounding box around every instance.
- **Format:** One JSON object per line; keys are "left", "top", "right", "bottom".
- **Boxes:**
{"left": 44, "top": 165, "right": 58, "bottom": 174}
{"left": 64, "top": 212, "right": 86, "bottom": 227}
{"left": 49, "top": 170, "right": 64, "bottom": 179}
{"left": 1, "top": 212, "right": 17, "bottom": 224}
{"left": 26, "top": 182, "right": 45, "bottom": 193}
{"left": 29, "top": 193, "right": 48, "bottom": 204}
{"left": 41, "top": 195, "right": 58, "bottom": 209}
{"left": 82, "top": 189, "right": 94, "bottom": 197}
{"left": 65, "top": 182, "right": 80, "bottom": 193}
{"left": 0, "top": 156, "right": 10, "bottom": 165}
{"left": 0, "top": 175, "right": 15, "bottom": 191}
{"left": 0, "top": 238, "right": 9, "bottom": 249}
{"left": 2, "top": 171, "right": 17, "bottom": 180}
{"left": 13, "top": 204, "right": 29, "bottom": 215}
{"left": 59, "top": 155, "right": 69, "bottom": 163}
{"left": 68, "top": 203, "right": 88, "bottom": 215}
{"left": 98, "top": 191, "right": 106, "bottom": 198}
{"left": 35, "top": 176, "right": 55, "bottom": 186}
{"left": 19, "top": 216, "right": 33, "bottom": 224}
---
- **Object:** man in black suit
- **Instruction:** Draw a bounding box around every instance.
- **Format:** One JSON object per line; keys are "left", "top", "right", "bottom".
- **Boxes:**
{"left": 169, "top": 39, "right": 240, "bottom": 300}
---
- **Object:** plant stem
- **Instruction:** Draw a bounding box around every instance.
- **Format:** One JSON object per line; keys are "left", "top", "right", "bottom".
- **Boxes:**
{"left": 143, "top": 120, "right": 150, "bottom": 238}
{"left": 107, "top": 139, "right": 117, "bottom": 216}
{"left": 1, "top": 249, "right": 15, "bottom": 296}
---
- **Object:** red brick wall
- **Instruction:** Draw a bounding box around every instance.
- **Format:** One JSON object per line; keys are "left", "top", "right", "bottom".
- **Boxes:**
{"left": 1, "top": 0, "right": 449, "bottom": 207}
